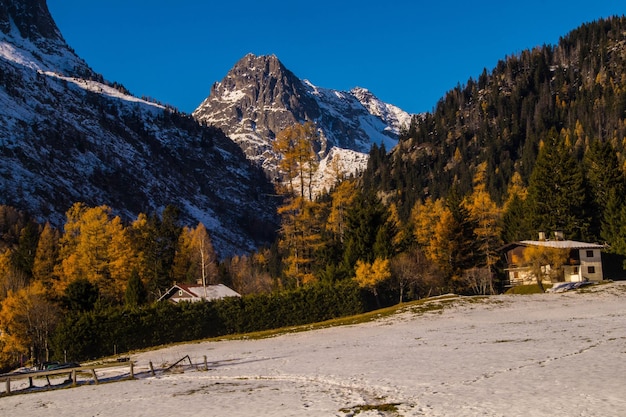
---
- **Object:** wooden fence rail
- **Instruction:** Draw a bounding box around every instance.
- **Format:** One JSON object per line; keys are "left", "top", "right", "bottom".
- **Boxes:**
{"left": 0, "top": 362, "right": 134, "bottom": 396}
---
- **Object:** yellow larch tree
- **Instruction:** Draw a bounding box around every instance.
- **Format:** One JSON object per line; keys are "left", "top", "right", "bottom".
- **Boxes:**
{"left": 411, "top": 197, "right": 450, "bottom": 264}
{"left": 354, "top": 258, "right": 391, "bottom": 307}
{"left": 0, "top": 281, "right": 59, "bottom": 368}
{"left": 463, "top": 162, "right": 502, "bottom": 293}
{"left": 503, "top": 171, "right": 528, "bottom": 210}
{"left": 278, "top": 197, "right": 323, "bottom": 287}
{"left": 521, "top": 245, "right": 570, "bottom": 292}
{"left": 326, "top": 179, "right": 357, "bottom": 241}
{"left": 429, "top": 208, "right": 458, "bottom": 277}
{"left": 105, "top": 215, "right": 137, "bottom": 301}
{"left": 173, "top": 223, "right": 218, "bottom": 287}
{"left": 31, "top": 222, "right": 60, "bottom": 296}
{"left": 273, "top": 121, "right": 319, "bottom": 200}
{"left": 55, "top": 203, "right": 137, "bottom": 302}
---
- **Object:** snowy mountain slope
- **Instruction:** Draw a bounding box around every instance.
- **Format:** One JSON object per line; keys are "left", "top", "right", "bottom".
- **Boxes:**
{"left": 192, "top": 54, "right": 413, "bottom": 187}
{"left": 0, "top": 0, "right": 278, "bottom": 257}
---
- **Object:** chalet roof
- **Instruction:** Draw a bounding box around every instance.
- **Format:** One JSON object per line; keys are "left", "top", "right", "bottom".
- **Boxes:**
{"left": 518, "top": 240, "right": 605, "bottom": 250}
{"left": 158, "top": 283, "right": 241, "bottom": 302}
{"left": 500, "top": 239, "right": 605, "bottom": 253}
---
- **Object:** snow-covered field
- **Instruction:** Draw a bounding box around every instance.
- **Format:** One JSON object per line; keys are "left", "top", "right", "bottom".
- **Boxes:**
{"left": 2, "top": 282, "right": 625, "bottom": 416}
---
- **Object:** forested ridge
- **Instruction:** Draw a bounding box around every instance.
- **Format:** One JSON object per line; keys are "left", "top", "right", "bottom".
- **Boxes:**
{"left": 366, "top": 16, "right": 626, "bottom": 230}
{"left": 2, "top": 16, "right": 626, "bottom": 371}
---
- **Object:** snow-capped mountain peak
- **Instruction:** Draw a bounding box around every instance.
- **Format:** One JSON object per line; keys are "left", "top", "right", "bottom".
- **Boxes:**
{"left": 193, "top": 54, "right": 413, "bottom": 189}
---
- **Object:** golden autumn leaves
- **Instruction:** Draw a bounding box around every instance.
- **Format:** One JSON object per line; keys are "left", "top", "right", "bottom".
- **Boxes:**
{"left": 0, "top": 203, "right": 218, "bottom": 368}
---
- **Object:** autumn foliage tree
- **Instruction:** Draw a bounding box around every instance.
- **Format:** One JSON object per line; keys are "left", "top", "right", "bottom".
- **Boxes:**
{"left": 55, "top": 203, "right": 137, "bottom": 302}
{"left": 173, "top": 223, "right": 218, "bottom": 286}
{"left": 273, "top": 123, "right": 324, "bottom": 287}
{"left": 354, "top": 258, "right": 391, "bottom": 307}
{"left": 463, "top": 162, "right": 502, "bottom": 293}
{"left": 521, "top": 244, "right": 570, "bottom": 292}
{"left": 277, "top": 197, "right": 323, "bottom": 287}
{"left": 0, "top": 281, "right": 59, "bottom": 367}
{"left": 273, "top": 121, "right": 319, "bottom": 200}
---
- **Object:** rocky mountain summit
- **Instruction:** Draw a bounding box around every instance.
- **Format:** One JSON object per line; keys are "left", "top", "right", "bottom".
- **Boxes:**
{"left": 1, "top": 0, "right": 60, "bottom": 43}
{"left": 193, "top": 54, "right": 412, "bottom": 184}
{"left": 0, "top": 0, "right": 278, "bottom": 257}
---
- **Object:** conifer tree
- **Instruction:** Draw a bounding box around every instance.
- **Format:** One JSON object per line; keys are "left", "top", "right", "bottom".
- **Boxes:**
{"left": 12, "top": 221, "right": 39, "bottom": 278}
{"left": 584, "top": 140, "right": 626, "bottom": 242}
{"left": 526, "top": 129, "right": 590, "bottom": 240}
{"left": 63, "top": 278, "right": 99, "bottom": 312}
{"left": 55, "top": 203, "right": 137, "bottom": 302}
{"left": 463, "top": 162, "right": 502, "bottom": 279}
{"left": 32, "top": 222, "right": 60, "bottom": 295}
{"left": 342, "top": 191, "right": 391, "bottom": 271}
{"left": 277, "top": 197, "right": 323, "bottom": 287}
{"left": 273, "top": 122, "right": 319, "bottom": 199}
{"left": 501, "top": 172, "right": 531, "bottom": 242}
{"left": 124, "top": 268, "right": 147, "bottom": 308}
{"left": 136, "top": 206, "right": 182, "bottom": 298}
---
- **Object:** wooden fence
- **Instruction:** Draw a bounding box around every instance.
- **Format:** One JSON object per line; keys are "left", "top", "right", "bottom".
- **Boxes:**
{"left": 0, "top": 362, "right": 135, "bottom": 396}
{"left": 0, "top": 354, "right": 208, "bottom": 397}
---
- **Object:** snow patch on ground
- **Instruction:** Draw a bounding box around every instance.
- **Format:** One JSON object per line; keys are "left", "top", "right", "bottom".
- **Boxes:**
{"left": 3, "top": 282, "right": 625, "bottom": 416}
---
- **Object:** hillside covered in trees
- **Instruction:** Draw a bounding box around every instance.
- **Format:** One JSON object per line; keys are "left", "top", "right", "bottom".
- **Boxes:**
{"left": 365, "top": 16, "right": 626, "bottom": 243}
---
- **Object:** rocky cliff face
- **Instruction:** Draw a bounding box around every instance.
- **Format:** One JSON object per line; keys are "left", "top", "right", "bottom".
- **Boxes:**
{"left": 0, "top": 0, "right": 278, "bottom": 257}
{"left": 193, "top": 54, "right": 412, "bottom": 180}
{"left": 0, "top": 0, "right": 60, "bottom": 42}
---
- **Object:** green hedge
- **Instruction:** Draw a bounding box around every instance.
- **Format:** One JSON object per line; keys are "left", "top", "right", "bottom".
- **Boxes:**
{"left": 51, "top": 280, "right": 365, "bottom": 362}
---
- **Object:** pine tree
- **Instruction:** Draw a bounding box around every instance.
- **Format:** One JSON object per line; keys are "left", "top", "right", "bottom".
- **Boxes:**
{"left": 63, "top": 278, "right": 99, "bottom": 312}
{"left": 584, "top": 140, "right": 626, "bottom": 241}
{"left": 501, "top": 172, "right": 531, "bottom": 242}
{"left": 11, "top": 220, "right": 39, "bottom": 278}
{"left": 136, "top": 206, "right": 182, "bottom": 299}
{"left": 124, "top": 268, "right": 147, "bottom": 308}
{"left": 526, "top": 129, "right": 590, "bottom": 240}
{"left": 342, "top": 191, "right": 390, "bottom": 270}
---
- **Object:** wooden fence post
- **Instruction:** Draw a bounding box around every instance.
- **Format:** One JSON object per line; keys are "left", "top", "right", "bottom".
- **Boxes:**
{"left": 204, "top": 355, "right": 208, "bottom": 371}
{"left": 149, "top": 361, "right": 155, "bottom": 376}
{"left": 129, "top": 362, "right": 134, "bottom": 379}
{"left": 91, "top": 368, "right": 99, "bottom": 385}
{"left": 5, "top": 378, "right": 10, "bottom": 395}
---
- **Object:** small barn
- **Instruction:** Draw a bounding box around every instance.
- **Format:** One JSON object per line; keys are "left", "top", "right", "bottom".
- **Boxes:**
{"left": 158, "top": 283, "right": 241, "bottom": 303}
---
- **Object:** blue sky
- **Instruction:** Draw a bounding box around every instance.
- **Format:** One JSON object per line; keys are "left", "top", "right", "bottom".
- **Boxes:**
{"left": 47, "top": 1, "right": 625, "bottom": 115}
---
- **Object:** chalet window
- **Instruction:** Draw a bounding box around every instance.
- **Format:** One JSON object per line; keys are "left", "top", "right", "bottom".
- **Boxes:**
{"left": 588, "top": 266, "right": 596, "bottom": 274}
{"left": 573, "top": 267, "right": 579, "bottom": 274}
{"left": 586, "top": 250, "right": 594, "bottom": 258}
{"left": 513, "top": 271, "right": 519, "bottom": 278}
{"left": 179, "top": 290, "right": 183, "bottom": 296}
